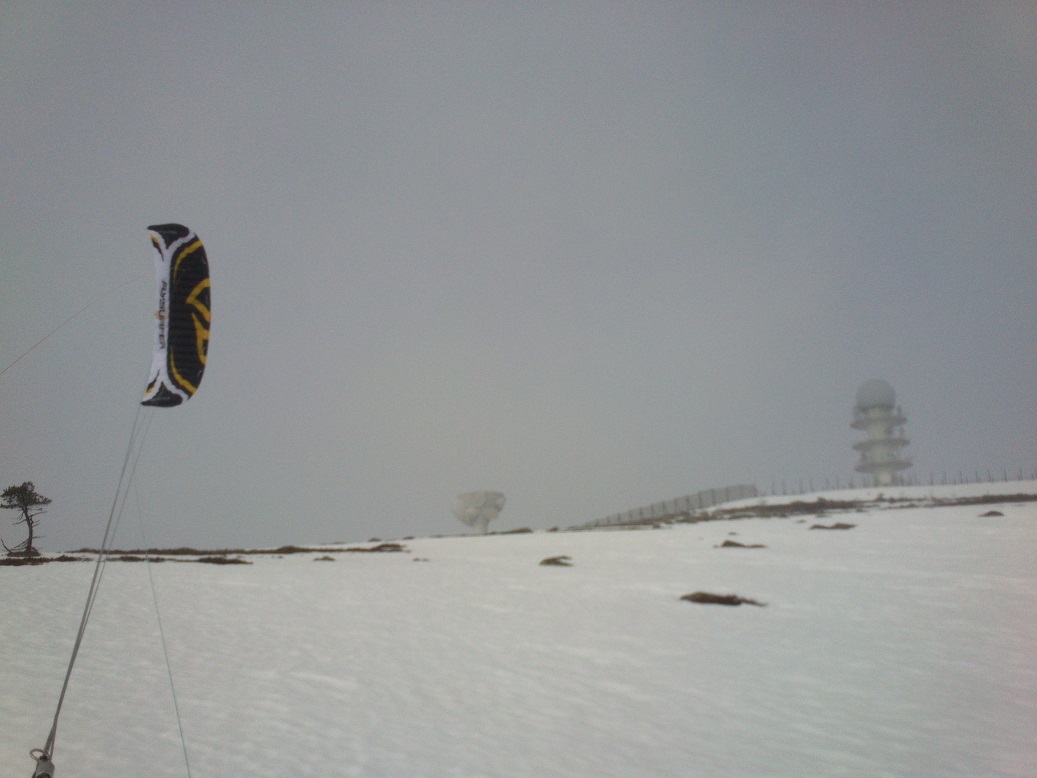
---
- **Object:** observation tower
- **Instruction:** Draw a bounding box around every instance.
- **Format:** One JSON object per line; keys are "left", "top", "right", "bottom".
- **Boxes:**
{"left": 852, "top": 379, "right": 911, "bottom": 486}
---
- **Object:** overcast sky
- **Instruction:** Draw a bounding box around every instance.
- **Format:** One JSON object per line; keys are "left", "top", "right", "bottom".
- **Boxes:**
{"left": 2, "top": 2, "right": 1035, "bottom": 550}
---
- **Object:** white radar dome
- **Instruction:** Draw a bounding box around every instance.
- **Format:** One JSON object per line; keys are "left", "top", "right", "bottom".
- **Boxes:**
{"left": 855, "top": 379, "right": 896, "bottom": 410}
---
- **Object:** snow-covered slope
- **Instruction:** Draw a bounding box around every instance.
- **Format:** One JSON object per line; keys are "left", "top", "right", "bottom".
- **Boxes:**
{"left": 3, "top": 484, "right": 1035, "bottom": 777}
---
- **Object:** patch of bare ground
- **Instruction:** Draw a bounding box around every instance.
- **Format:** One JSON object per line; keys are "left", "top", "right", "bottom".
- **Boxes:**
{"left": 539, "top": 555, "right": 573, "bottom": 566}
{"left": 681, "top": 592, "right": 766, "bottom": 607}
{"left": 1, "top": 554, "right": 87, "bottom": 566}
{"left": 68, "top": 542, "right": 410, "bottom": 561}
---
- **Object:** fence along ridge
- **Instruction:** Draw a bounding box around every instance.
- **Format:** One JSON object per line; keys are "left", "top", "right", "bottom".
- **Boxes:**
{"left": 584, "top": 484, "right": 758, "bottom": 528}
{"left": 583, "top": 468, "right": 1037, "bottom": 528}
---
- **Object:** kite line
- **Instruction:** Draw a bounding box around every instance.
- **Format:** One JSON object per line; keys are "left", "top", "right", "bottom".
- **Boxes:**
{"left": 0, "top": 278, "right": 135, "bottom": 381}
{"left": 31, "top": 224, "right": 210, "bottom": 778}
{"left": 31, "top": 404, "right": 152, "bottom": 776}
{"left": 135, "top": 479, "right": 194, "bottom": 778}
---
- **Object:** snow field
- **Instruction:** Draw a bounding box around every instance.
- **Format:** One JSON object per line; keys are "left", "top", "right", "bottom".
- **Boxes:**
{"left": 2, "top": 491, "right": 1035, "bottom": 777}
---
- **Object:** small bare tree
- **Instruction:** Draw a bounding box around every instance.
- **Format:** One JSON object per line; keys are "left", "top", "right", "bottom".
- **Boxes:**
{"left": 2, "top": 481, "right": 52, "bottom": 556}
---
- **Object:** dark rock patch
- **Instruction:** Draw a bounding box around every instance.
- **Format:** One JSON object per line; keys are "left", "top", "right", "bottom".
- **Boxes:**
{"left": 2, "top": 553, "right": 89, "bottom": 566}
{"left": 540, "top": 555, "right": 573, "bottom": 567}
{"left": 195, "top": 556, "right": 251, "bottom": 564}
{"left": 346, "top": 542, "right": 407, "bottom": 553}
{"left": 717, "top": 540, "right": 766, "bottom": 549}
{"left": 681, "top": 592, "right": 765, "bottom": 607}
{"left": 1, "top": 555, "right": 46, "bottom": 566}
{"left": 109, "top": 555, "right": 158, "bottom": 563}
{"left": 809, "top": 522, "right": 856, "bottom": 531}
{"left": 980, "top": 510, "right": 1004, "bottom": 517}
{"left": 272, "top": 545, "right": 309, "bottom": 555}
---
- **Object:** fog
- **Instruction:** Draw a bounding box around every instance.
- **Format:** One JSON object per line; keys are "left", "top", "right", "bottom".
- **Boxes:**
{"left": 2, "top": 3, "right": 1034, "bottom": 550}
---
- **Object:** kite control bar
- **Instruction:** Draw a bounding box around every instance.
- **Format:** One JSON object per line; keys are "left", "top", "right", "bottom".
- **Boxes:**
{"left": 30, "top": 749, "right": 55, "bottom": 777}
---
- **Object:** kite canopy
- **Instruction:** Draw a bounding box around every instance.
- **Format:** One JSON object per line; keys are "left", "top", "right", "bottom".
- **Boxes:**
{"left": 142, "top": 224, "right": 211, "bottom": 407}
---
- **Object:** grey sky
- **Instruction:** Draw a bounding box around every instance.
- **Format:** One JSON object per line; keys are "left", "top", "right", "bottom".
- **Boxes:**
{"left": 2, "top": 2, "right": 1035, "bottom": 550}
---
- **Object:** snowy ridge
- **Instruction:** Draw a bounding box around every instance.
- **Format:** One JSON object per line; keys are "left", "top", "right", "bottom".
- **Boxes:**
{"left": 2, "top": 483, "right": 1035, "bottom": 777}
{"left": 712, "top": 480, "right": 1037, "bottom": 510}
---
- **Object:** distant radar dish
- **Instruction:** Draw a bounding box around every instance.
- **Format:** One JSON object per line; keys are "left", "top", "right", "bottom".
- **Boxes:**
{"left": 453, "top": 491, "right": 505, "bottom": 535}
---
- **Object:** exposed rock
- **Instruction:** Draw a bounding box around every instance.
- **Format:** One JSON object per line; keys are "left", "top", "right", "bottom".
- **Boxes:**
{"left": 345, "top": 542, "right": 407, "bottom": 553}
{"left": 717, "top": 540, "right": 766, "bottom": 549}
{"left": 0, "top": 555, "right": 47, "bottom": 566}
{"left": 809, "top": 522, "right": 856, "bottom": 530}
{"left": 195, "top": 556, "right": 251, "bottom": 564}
{"left": 681, "top": 592, "right": 765, "bottom": 607}
{"left": 0, "top": 556, "right": 88, "bottom": 568}
{"left": 540, "top": 555, "right": 573, "bottom": 566}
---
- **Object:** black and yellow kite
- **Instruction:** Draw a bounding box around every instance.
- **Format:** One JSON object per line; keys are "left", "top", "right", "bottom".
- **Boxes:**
{"left": 142, "top": 223, "right": 211, "bottom": 407}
